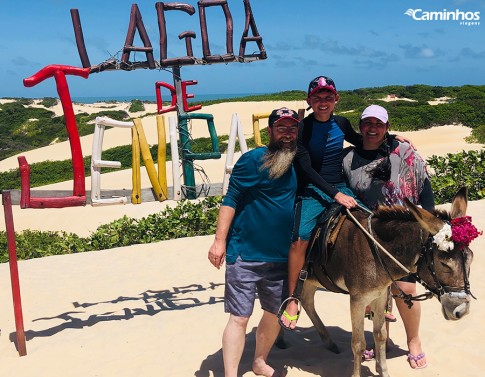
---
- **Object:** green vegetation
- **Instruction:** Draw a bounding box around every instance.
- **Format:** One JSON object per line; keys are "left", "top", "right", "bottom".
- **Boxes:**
{"left": 0, "top": 196, "right": 221, "bottom": 263}
{"left": 0, "top": 86, "right": 483, "bottom": 262}
{"left": 39, "top": 97, "right": 57, "bottom": 107}
{"left": 196, "top": 90, "right": 306, "bottom": 106}
{"left": 128, "top": 99, "right": 145, "bottom": 112}
{"left": 2, "top": 85, "right": 484, "bottom": 161}
{"left": 336, "top": 84, "right": 485, "bottom": 132}
{"left": 428, "top": 149, "right": 484, "bottom": 204}
{"left": 467, "top": 124, "right": 485, "bottom": 144}
{"left": 0, "top": 148, "right": 482, "bottom": 262}
{"left": 0, "top": 100, "right": 130, "bottom": 161}
{"left": 0, "top": 132, "right": 267, "bottom": 190}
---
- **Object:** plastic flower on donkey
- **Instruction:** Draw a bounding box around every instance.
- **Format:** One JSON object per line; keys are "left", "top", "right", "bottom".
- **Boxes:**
{"left": 433, "top": 216, "right": 482, "bottom": 252}
{"left": 451, "top": 216, "right": 482, "bottom": 250}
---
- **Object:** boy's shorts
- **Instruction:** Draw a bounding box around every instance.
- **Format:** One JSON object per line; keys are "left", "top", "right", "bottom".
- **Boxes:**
{"left": 293, "top": 183, "right": 361, "bottom": 241}
{"left": 225, "top": 256, "right": 288, "bottom": 317}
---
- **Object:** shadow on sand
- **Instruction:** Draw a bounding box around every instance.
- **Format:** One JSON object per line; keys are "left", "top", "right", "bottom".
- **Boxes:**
{"left": 195, "top": 324, "right": 407, "bottom": 377}
{"left": 9, "top": 282, "right": 224, "bottom": 347}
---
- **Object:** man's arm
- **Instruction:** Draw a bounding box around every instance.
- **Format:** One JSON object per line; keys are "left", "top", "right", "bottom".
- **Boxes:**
{"left": 208, "top": 205, "right": 235, "bottom": 269}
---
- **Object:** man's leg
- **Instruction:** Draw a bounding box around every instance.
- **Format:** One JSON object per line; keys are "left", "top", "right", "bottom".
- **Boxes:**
{"left": 253, "top": 310, "right": 283, "bottom": 376}
{"left": 392, "top": 281, "right": 427, "bottom": 369}
{"left": 223, "top": 314, "right": 250, "bottom": 377}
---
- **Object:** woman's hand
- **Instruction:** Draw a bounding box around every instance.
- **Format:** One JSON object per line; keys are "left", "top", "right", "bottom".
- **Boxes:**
{"left": 395, "top": 135, "right": 416, "bottom": 150}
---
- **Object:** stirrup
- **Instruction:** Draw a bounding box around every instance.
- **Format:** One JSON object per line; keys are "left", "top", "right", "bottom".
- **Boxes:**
{"left": 277, "top": 296, "right": 302, "bottom": 331}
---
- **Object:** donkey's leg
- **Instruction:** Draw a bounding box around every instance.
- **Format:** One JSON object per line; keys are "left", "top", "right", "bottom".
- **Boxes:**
{"left": 349, "top": 296, "right": 367, "bottom": 377}
{"left": 371, "top": 293, "right": 391, "bottom": 377}
{"left": 301, "top": 280, "right": 340, "bottom": 353}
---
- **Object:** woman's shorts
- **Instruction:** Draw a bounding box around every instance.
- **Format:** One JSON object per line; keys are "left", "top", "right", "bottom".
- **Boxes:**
{"left": 225, "top": 256, "right": 288, "bottom": 317}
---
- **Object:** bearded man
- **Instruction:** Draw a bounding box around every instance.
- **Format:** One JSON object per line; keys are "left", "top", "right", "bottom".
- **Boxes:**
{"left": 208, "top": 108, "right": 299, "bottom": 377}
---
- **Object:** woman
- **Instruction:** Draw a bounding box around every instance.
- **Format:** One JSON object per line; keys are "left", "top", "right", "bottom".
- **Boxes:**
{"left": 342, "top": 104, "right": 433, "bottom": 369}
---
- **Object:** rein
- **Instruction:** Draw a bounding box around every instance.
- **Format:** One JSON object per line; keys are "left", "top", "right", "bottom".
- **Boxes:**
{"left": 346, "top": 206, "right": 451, "bottom": 307}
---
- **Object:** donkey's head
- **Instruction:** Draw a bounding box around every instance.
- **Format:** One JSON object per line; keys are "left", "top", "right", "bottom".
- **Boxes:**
{"left": 405, "top": 187, "right": 481, "bottom": 321}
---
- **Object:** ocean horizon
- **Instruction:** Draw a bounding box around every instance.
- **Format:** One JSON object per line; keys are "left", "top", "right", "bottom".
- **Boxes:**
{"left": 70, "top": 93, "right": 263, "bottom": 104}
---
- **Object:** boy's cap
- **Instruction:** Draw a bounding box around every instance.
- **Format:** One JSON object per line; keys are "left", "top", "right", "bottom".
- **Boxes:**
{"left": 268, "top": 107, "right": 299, "bottom": 127}
{"left": 307, "top": 76, "right": 337, "bottom": 98}
{"left": 361, "top": 105, "right": 389, "bottom": 124}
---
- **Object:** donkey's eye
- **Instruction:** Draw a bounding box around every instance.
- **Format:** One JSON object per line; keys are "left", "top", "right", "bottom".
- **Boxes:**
{"left": 440, "top": 262, "right": 453, "bottom": 272}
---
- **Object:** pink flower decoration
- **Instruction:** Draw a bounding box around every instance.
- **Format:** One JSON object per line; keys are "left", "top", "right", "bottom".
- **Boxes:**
{"left": 450, "top": 216, "right": 483, "bottom": 250}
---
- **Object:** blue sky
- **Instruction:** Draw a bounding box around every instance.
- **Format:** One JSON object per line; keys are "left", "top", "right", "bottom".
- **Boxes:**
{"left": 1, "top": 0, "right": 484, "bottom": 99}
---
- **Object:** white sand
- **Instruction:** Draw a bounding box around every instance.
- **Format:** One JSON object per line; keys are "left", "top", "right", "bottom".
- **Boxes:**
{"left": 0, "top": 99, "right": 484, "bottom": 376}
{"left": 0, "top": 202, "right": 483, "bottom": 377}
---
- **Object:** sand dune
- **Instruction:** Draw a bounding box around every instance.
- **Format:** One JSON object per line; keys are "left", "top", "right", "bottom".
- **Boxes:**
{"left": 0, "top": 201, "right": 484, "bottom": 377}
{"left": 0, "top": 99, "right": 484, "bottom": 376}
{"left": 1, "top": 99, "right": 482, "bottom": 173}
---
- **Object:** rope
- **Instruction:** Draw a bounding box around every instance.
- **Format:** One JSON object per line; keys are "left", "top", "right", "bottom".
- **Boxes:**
{"left": 346, "top": 206, "right": 411, "bottom": 274}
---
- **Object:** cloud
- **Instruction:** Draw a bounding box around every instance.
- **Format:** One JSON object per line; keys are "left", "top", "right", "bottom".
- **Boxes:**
{"left": 398, "top": 44, "right": 444, "bottom": 59}
{"left": 421, "top": 48, "right": 435, "bottom": 58}
{"left": 354, "top": 59, "right": 387, "bottom": 70}
{"left": 274, "top": 59, "right": 297, "bottom": 68}
{"left": 268, "top": 34, "right": 402, "bottom": 71}
{"left": 11, "top": 56, "right": 39, "bottom": 68}
{"left": 417, "top": 32, "right": 432, "bottom": 38}
{"left": 300, "top": 58, "right": 320, "bottom": 67}
{"left": 266, "top": 41, "right": 297, "bottom": 52}
{"left": 461, "top": 47, "right": 485, "bottom": 59}
{"left": 301, "top": 35, "right": 398, "bottom": 62}
{"left": 302, "top": 34, "right": 321, "bottom": 49}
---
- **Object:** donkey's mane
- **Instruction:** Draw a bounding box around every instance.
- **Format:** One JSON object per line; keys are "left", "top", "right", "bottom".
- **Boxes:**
{"left": 373, "top": 205, "right": 452, "bottom": 222}
{"left": 373, "top": 205, "right": 415, "bottom": 221}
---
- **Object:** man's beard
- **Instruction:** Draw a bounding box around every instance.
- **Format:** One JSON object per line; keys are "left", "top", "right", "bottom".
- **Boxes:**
{"left": 260, "top": 142, "right": 297, "bottom": 180}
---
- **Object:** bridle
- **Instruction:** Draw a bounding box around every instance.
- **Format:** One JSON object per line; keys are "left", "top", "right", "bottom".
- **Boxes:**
{"left": 411, "top": 233, "right": 475, "bottom": 302}
{"left": 347, "top": 207, "right": 475, "bottom": 308}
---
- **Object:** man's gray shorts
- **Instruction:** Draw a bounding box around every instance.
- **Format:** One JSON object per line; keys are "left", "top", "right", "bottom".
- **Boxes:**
{"left": 225, "top": 257, "right": 288, "bottom": 317}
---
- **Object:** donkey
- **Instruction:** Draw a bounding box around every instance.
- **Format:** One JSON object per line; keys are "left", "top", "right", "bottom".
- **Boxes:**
{"left": 297, "top": 187, "right": 476, "bottom": 377}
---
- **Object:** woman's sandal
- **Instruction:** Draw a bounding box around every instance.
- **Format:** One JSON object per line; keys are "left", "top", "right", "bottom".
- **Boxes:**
{"left": 362, "top": 349, "right": 375, "bottom": 361}
{"left": 384, "top": 310, "right": 397, "bottom": 322}
{"left": 407, "top": 353, "right": 427, "bottom": 369}
{"left": 364, "top": 309, "right": 397, "bottom": 322}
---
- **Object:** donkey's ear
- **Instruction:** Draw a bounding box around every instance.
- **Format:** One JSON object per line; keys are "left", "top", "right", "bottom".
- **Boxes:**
{"left": 450, "top": 187, "right": 468, "bottom": 219}
{"left": 404, "top": 198, "right": 444, "bottom": 235}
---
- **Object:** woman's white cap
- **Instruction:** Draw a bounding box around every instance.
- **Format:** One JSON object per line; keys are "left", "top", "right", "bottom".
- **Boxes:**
{"left": 361, "top": 105, "right": 388, "bottom": 123}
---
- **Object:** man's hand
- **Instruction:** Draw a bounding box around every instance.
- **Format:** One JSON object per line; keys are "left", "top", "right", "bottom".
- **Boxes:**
{"left": 208, "top": 239, "right": 226, "bottom": 269}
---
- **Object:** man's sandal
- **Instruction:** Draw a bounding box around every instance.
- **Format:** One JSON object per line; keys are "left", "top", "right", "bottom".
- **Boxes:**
{"left": 277, "top": 296, "right": 301, "bottom": 331}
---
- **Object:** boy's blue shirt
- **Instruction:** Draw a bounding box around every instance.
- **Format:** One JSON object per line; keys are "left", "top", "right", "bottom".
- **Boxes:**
{"left": 307, "top": 117, "right": 345, "bottom": 185}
